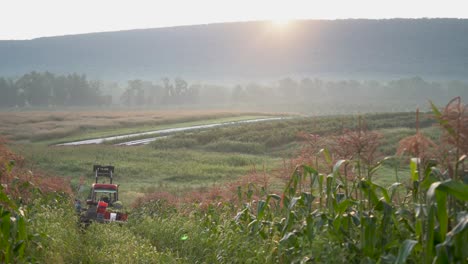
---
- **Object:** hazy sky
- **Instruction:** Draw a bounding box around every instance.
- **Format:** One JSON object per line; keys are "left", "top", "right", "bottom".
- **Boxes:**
{"left": 1, "top": 0, "right": 466, "bottom": 40}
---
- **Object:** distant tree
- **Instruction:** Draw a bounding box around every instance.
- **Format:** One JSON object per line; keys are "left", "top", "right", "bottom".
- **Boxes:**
{"left": 278, "top": 77, "right": 299, "bottom": 98}
{"left": 160, "top": 77, "right": 194, "bottom": 104}
{"left": 120, "top": 87, "right": 134, "bottom": 107}
{"left": 231, "top": 85, "right": 246, "bottom": 102}
{"left": 161, "top": 77, "right": 174, "bottom": 104}
{"left": 187, "top": 84, "right": 200, "bottom": 104}
{"left": 127, "top": 79, "right": 145, "bottom": 106}
{"left": 174, "top": 77, "right": 188, "bottom": 97}
{"left": 147, "top": 84, "right": 164, "bottom": 105}
{"left": 199, "top": 84, "right": 229, "bottom": 104}
{"left": 88, "top": 80, "right": 103, "bottom": 105}
{"left": 52, "top": 75, "right": 69, "bottom": 105}
{"left": 16, "top": 71, "right": 52, "bottom": 106}
{"left": 67, "top": 73, "right": 97, "bottom": 105}
{"left": 245, "top": 82, "right": 267, "bottom": 100}
{"left": 386, "top": 77, "right": 429, "bottom": 100}
{"left": 0, "top": 77, "right": 18, "bottom": 107}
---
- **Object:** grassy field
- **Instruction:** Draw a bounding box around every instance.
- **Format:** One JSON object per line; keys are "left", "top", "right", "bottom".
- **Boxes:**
{"left": 0, "top": 109, "right": 279, "bottom": 144}
{"left": 19, "top": 144, "right": 279, "bottom": 203}
{"left": 3, "top": 110, "right": 284, "bottom": 204}
{"left": 10, "top": 110, "right": 438, "bottom": 205}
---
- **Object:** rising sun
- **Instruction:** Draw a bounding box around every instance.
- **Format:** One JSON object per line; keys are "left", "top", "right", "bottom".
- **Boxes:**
{"left": 271, "top": 18, "right": 291, "bottom": 27}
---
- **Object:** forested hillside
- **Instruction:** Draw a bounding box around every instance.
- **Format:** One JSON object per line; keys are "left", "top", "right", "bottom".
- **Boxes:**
{"left": 1, "top": 19, "right": 467, "bottom": 80}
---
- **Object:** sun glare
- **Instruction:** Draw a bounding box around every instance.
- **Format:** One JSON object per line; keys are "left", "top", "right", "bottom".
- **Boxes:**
{"left": 271, "top": 18, "right": 291, "bottom": 28}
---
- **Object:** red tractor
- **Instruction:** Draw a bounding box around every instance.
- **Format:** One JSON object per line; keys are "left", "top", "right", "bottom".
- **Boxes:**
{"left": 79, "top": 165, "right": 128, "bottom": 224}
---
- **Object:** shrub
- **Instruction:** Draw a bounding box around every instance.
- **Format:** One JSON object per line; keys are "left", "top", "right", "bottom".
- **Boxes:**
{"left": 205, "top": 140, "right": 266, "bottom": 154}
{"left": 152, "top": 137, "right": 199, "bottom": 149}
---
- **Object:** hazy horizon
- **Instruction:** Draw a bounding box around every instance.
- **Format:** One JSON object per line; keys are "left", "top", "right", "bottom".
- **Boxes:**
{"left": 2, "top": 0, "right": 467, "bottom": 40}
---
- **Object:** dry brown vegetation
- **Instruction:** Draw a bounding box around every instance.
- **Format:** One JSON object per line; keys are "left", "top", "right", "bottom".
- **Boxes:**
{"left": 0, "top": 110, "right": 264, "bottom": 142}
{"left": 132, "top": 168, "right": 272, "bottom": 212}
{"left": 0, "top": 138, "right": 71, "bottom": 205}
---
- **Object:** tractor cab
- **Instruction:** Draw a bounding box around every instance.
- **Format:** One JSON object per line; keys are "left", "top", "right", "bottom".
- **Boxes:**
{"left": 88, "top": 183, "right": 119, "bottom": 206}
{"left": 86, "top": 165, "right": 119, "bottom": 206}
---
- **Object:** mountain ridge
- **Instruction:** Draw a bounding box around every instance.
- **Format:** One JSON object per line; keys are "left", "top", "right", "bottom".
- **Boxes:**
{"left": 1, "top": 19, "right": 467, "bottom": 81}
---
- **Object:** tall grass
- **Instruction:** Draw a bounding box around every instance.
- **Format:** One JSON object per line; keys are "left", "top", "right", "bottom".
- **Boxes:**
{"left": 0, "top": 110, "right": 271, "bottom": 143}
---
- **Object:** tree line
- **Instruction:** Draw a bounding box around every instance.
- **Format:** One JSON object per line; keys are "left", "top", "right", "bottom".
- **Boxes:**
{"left": 1, "top": 72, "right": 467, "bottom": 109}
{"left": 0, "top": 72, "right": 106, "bottom": 107}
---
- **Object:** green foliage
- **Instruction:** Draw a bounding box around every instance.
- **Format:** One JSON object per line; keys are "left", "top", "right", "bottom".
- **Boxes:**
{"left": 129, "top": 204, "right": 276, "bottom": 263}
{"left": 152, "top": 137, "right": 199, "bottom": 149}
{"left": 149, "top": 112, "right": 435, "bottom": 157}
{"left": 26, "top": 194, "right": 82, "bottom": 262}
{"left": 3, "top": 71, "right": 105, "bottom": 107}
{"left": 128, "top": 138, "right": 467, "bottom": 263}
{"left": 81, "top": 223, "right": 174, "bottom": 263}
{"left": 20, "top": 144, "right": 277, "bottom": 204}
{"left": 204, "top": 140, "right": 266, "bottom": 154}
{"left": 0, "top": 193, "right": 28, "bottom": 263}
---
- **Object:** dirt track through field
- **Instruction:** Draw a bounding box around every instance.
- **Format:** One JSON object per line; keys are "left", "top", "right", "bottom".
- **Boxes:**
{"left": 57, "top": 117, "right": 285, "bottom": 146}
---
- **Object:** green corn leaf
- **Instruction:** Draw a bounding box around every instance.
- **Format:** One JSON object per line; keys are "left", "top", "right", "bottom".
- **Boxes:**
{"left": 279, "top": 231, "right": 296, "bottom": 246}
{"left": 305, "top": 214, "right": 315, "bottom": 242}
{"left": 435, "top": 190, "right": 448, "bottom": 242}
{"left": 437, "top": 213, "right": 468, "bottom": 261}
{"left": 410, "top": 158, "right": 419, "bottom": 182}
{"left": 362, "top": 215, "right": 377, "bottom": 257}
{"left": 289, "top": 196, "right": 301, "bottom": 210}
{"left": 321, "top": 148, "right": 332, "bottom": 166}
{"left": 326, "top": 175, "right": 335, "bottom": 213}
{"left": 394, "top": 239, "right": 417, "bottom": 264}
{"left": 302, "top": 165, "right": 318, "bottom": 176}
{"left": 425, "top": 205, "right": 436, "bottom": 263}
{"left": 437, "top": 181, "right": 468, "bottom": 201}
{"left": 430, "top": 100, "right": 456, "bottom": 137}
{"left": 336, "top": 199, "right": 353, "bottom": 214}
{"left": 1, "top": 211, "right": 11, "bottom": 241}
{"left": 268, "top": 194, "right": 281, "bottom": 201}
{"left": 333, "top": 159, "right": 348, "bottom": 175}
{"left": 369, "top": 156, "right": 393, "bottom": 176}
{"left": 332, "top": 215, "right": 343, "bottom": 233}
{"left": 427, "top": 180, "right": 467, "bottom": 243}
{"left": 420, "top": 171, "right": 440, "bottom": 191}
{"left": 359, "top": 180, "right": 379, "bottom": 206}
{"left": 0, "top": 191, "right": 16, "bottom": 211}
{"left": 13, "top": 240, "right": 25, "bottom": 255}
{"left": 371, "top": 181, "right": 391, "bottom": 203}
{"left": 257, "top": 200, "right": 267, "bottom": 220}
{"left": 281, "top": 211, "right": 296, "bottom": 235}
{"left": 428, "top": 180, "right": 468, "bottom": 202}
{"left": 301, "top": 192, "right": 315, "bottom": 209}
{"left": 248, "top": 219, "right": 258, "bottom": 232}
{"left": 388, "top": 182, "right": 403, "bottom": 201}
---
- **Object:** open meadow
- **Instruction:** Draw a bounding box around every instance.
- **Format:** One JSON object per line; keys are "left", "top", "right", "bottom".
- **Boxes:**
{"left": 5, "top": 109, "right": 438, "bottom": 204}
{"left": 0, "top": 109, "right": 278, "bottom": 143}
